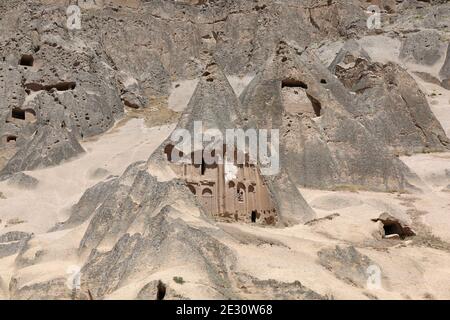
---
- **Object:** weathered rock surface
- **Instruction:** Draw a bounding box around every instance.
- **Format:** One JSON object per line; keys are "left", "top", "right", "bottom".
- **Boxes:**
{"left": 1, "top": 0, "right": 450, "bottom": 300}
{"left": 81, "top": 210, "right": 236, "bottom": 299}
{"left": 150, "top": 60, "right": 315, "bottom": 224}
{"left": 399, "top": 30, "right": 443, "bottom": 66}
{"left": 240, "top": 41, "right": 413, "bottom": 191}
{"left": 0, "top": 231, "right": 32, "bottom": 259}
{"left": 136, "top": 280, "right": 187, "bottom": 300}
{"left": 5, "top": 172, "right": 39, "bottom": 189}
{"left": 440, "top": 43, "right": 450, "bottom": 89}
{"left": 233, "top": 273, "right": 325, "bottom": 300}
{"left": 9, "top": 277, "right": 77, "bottom": 300}
{"left": 317, "top": 245, "right": 375, "bottom": 288}
{"left": 332, "top": 41, "right": 449, "bottom": 155}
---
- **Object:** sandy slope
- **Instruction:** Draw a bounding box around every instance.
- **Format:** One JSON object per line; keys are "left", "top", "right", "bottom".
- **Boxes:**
{"left": 0, "top": 119, "right": 175, "bottom": 234}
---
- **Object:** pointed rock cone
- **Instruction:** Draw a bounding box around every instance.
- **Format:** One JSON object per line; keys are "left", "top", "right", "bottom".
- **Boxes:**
{"left": 149, "top": 59, "right": 316, "bottom": 225}
{"left": 240, "top": 40, "right": 413, "bottom": 192}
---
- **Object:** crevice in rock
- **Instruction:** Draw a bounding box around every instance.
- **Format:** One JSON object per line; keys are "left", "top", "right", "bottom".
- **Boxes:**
{"left": 306, "top": 93, "right": 322, "bottom": 117}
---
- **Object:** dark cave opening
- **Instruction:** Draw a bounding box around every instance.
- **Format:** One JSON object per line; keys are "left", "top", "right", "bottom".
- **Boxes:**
{"left": 6, "top": 135, "right": 17, "bottom": 143}
{"left": 19, "top": 54, "right": 34, "bottom": 67}
{"left": 12, "top": 108, "right": 25, "bottom": 120}
{"left": 383, "top": 222, "right": 405, "bottom": 239}
{"left": 50, "top": 82, "right": 77, "bottom": 91}
{"left": 24, "top": 81, "right": 77, "bottom": 92}
{"left": 156, "top": 281, "right": 166, "bottom": 300}
{"left": 251, "top": 210, "right": 257, "bottom": 223}
{"left": 281, "top": 79, "right": 308, "bottom": 89}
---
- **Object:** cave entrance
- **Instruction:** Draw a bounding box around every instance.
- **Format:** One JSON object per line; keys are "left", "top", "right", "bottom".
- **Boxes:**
{"left": 383, "top": 221, "right": 405, "bottom": 239}
{"left": 6, "top": 135, "right": 17, "bottom": 143}
{"left": 251, "top": 210, "right": 257, "bottom": 223}
{"left": 12, "top": 108, "right": 25, "bottom": 120}
{"left": 156, "top": 280, "right": 166, "bottom": 300}
{"left": 19, "top": 54, "right": 34, "bottom": 67}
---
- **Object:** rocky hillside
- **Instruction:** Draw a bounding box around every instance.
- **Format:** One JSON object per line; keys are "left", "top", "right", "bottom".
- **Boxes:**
{"left": 0, "top": 0, "right": 450, "bottom": 300}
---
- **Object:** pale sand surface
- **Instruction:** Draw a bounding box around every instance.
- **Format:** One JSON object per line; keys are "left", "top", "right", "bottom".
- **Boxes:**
{"left": 0, "top": 119, "right": 175, "bottom": 234}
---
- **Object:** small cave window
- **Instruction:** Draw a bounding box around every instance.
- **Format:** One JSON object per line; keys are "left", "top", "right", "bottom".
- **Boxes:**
{"left": 156, "top": 281, "right": 166, "bottom": 300}
{"left": 228, "top": 181, "right": 235, "bottom": 189}
{"left": 306, "top": 93, "right": 322, "bottom": 117}
{"left": 320, "top": 79, "right": 327, "bottom": 84}
{"left": 12, "top": 108, "right": 25, "bottom": 120}
{"left": 281, "top": 79, "right": 308, "bottom": 89}
{"left": 251, "top": 210, "right": 257, "bottom": 223}
{"left": 6, "top": 135, "right": 17, "bottom": 143}
{"left": 248, "top": 185, "right": 255, "bottom": 193}
{"left": 19, "top": 54, "right": 34, "bottom": 67}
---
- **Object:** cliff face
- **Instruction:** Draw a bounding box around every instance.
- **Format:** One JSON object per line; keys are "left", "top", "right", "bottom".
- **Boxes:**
{"left": 1, "top": 0, "right": 450, "bottom": 300}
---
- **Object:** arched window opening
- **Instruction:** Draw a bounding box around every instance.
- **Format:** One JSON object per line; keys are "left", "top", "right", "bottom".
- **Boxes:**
{"left": 202, "top": 188, "right": 213, "bottom": 197}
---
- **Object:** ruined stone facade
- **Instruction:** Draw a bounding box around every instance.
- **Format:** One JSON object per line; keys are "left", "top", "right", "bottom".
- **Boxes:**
{"left": 165, "top": 146, "right": 278, "bottom": 225}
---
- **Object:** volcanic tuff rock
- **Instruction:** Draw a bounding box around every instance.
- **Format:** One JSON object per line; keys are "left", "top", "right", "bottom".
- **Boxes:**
{"left": 0, "top": 231, "right": 33, "bottom": 259}
{"left": 399, "top": 30, "right": 443, "bottom": 66}
{"left": 317, "top": 245, "right": 375, "bottom": 289}
{"left": 150, "top": 59, "right": 315, "bottom": 224}
{"left": 332, "top": 40, "right": 449, "bottom": 155}
{"left": 1, "top": 0, "right": 446, "bottom": 179}
{"left": 440, "top": 43, "right": 450, "bottom": 89}
{"left": 1, "top": 0, "right": 450, "bottom": 300}
{"left": 240, "top": 41, "right": 414, "bottom": 191}
{"left": 4, "top": 172, "right": 39, "bottom": 189}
